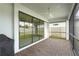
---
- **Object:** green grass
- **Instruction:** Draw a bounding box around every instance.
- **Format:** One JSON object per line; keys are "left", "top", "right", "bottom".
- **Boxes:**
{"left": 19, "top": 30, "right": 44, "bottom": 48}
{"left": 19, "top": 33, "right": 43, "bottom": 42}
{"left": 50, "top": 35, "right": 66, "bottom": 39}
{"left": 19, "top": 33, "right": 44, "bottom": 48}
{"left": 50, "top": 33, "right": 66, "bottom": 39}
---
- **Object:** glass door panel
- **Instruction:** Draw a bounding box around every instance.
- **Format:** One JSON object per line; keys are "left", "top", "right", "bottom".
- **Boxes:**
{"left": 32, "top": 18, "right": 40, "bottom": 42}
{"left": 19, "top": 21, "right": 25, "bottom": 48}
{"left": 39, "top": 20, "right": 44, "bottom": 39}
{"left": 19, "top": 11, "right": 32, "bottom": 48}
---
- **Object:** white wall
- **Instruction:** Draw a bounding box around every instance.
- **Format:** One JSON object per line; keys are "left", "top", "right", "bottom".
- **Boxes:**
{"left": 44, "top": 22, "right": 49, "bottom": 38}
{"left": 66, "top": 20, "right": 69, "bottom": 40}
{"left": 0, "top": 3, "right": 14, "bottom": 39}
{"left": 14, "top": 4, "right": 48, "bottom": 53}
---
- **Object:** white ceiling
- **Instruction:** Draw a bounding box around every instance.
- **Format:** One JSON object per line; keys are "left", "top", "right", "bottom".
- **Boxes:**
{"left": 22, "top": 3, "right": 74, "bottom": 22}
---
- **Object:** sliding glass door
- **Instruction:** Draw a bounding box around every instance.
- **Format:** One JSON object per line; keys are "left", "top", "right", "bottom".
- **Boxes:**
{"left": 19, "top": 21, "right": 26, "bottom": 48}
{"left": 19, "top": 12, "right": 33, "bottom": 48}
{"left": 19, "top": 11, "right": 44, "bottom": 48}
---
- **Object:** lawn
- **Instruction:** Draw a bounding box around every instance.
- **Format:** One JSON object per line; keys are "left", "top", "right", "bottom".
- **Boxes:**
{"left": 50, "top": 33, "right": 66, "bottom": 39}
{"left": 19, "top": 27, "right": 44, "bottom": 48}
{"left": 19, "top": 33, "right": 43, "bottom": 41}
{"left": 19, "top": 32, "right": 44, "bottom": 48}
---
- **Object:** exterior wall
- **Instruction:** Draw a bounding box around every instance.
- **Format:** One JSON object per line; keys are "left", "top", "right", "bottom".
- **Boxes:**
{"left": 0, "top": 3, "right": 14, "bottom": 39}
